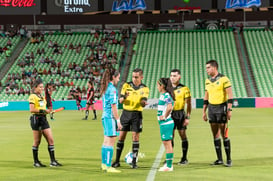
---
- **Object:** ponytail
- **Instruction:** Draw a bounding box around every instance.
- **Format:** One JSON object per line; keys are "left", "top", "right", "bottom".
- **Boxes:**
{"left": 158, "top": 78, "right": 175, "bottom": 101}
{"left": 100, "top": 68, "right": 119, "bottom": 95}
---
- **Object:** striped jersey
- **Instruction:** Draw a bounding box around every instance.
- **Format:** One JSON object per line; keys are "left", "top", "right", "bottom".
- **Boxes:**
{"left": 102, "top": 82, "right": 118, "bottom": 119}
{"left": 157, "top": 92, "right": 174, "bottom": 125}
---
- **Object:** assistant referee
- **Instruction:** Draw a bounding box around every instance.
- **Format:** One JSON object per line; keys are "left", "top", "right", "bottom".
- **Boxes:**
{"left": 202, "top": 60, "right": 233, "bottom": 167}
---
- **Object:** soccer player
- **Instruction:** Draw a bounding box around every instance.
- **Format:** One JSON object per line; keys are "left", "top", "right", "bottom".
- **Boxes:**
{"left": 170, "top": 69, "right": 191, "bottom": 165}
{"left": 157, "top": 78, "right": 175, "bottom": 172}
{"left": 82, "top": 81, "right": 97, "bottom": 120}
{"left": 100, "top": 69, "right": 122, "bottom": 173}
{"left": 45, "top": 83, "right": 54, "bottom": 120}
{"left": 74, "top": 88, "right": 83, "bottom": 110}
{"left": 112, "top": 68, "right": 149, "bottom": 169}
{"left": 202, "top": 60, "right": 233, "bottom": 167}
{"left": 29, "top": 79, "right": 62, "bottom": 167}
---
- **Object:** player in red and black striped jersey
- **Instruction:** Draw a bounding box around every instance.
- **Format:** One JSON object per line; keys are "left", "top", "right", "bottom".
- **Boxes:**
{"left": 74, "top": 88, "right": 83, "bottom": 110}
{"left": 82, "top": 81, "right": 97, "bottom": 120}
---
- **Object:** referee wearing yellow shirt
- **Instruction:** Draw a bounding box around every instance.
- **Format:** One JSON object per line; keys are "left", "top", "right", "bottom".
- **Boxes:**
{"left": 29, "top": 80, "right": 62, "bottom": 167}
{"left": 203, "top": 60, "right": 233, "bottom": 167}
{"left": 170, "top": 69, "right": 191, "bottom": 165}
{"left": 112, "top": 68, "right": 149, "bottom": 169}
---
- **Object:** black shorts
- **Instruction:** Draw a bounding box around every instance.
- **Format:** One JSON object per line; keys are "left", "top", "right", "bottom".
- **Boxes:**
{"left": 46, "top": 96, "right": 52, "bottom": 109}
{"left": 30, "top": 114, "right": 50, "bottom": 131}
{"left": 87, "top": 99, "right": 94, "bottom": 105}
{"left": 208, "top": 103, "right": 228, "bottom": 124}
{"left": 120, "top": 110, "right": 143, "bottom": 133}
{"left": 171, "top": 110, "right": 187, "bottom": 130}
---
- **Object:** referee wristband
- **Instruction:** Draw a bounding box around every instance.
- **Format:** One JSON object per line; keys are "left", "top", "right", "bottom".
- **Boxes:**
{"left": 228, "top": 99, "right": 233, "bottom": 104}
{"left": 116, "top": 119, "right": 120, "bottom": 123}
{"left": 203, "top": 100, "right": 209, "bottom": 105}
{"left": 185, "top": 116, "right": 190, "bottom": 119}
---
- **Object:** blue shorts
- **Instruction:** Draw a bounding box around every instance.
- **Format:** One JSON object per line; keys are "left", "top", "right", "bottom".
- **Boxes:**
{"left": 102, "top": 117, "right": 118, "bottom": 137}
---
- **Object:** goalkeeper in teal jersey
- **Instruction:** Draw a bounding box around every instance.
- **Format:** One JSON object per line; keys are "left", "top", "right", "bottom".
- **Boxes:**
{"left": 157, "top": 78, "right": 175, "bottom": 172}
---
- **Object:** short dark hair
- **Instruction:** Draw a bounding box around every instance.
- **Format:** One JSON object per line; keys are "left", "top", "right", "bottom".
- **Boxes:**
{"left": 133, "top": 68, "right": 143, "bottom": 75}
{"left": 206, "top": 60, "right": 218, "bottom": 69}
{"left": 171, "top": 69, "right": 181, "bottom": 75}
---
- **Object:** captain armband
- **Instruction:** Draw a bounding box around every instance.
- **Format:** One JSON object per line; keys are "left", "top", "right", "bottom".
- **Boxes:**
{"left": 228, "top": 99, "right": 233, "bottom": 104}
{"left": 203, "top": 100, "right": 209, "bottom": 105}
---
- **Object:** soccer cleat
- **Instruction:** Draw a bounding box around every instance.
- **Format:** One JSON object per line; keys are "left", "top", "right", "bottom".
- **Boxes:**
{"left": 92, "top": 117, "right": 97, "bottom": 120}
{"left": 33, "top": 161, "right": 46, "bottom": 167}
{"left": 111, "top": 162, "right": 120, "bottom": 168}
{"left": 82, "top": 118, "right": 88, "bottom": 120}
{"left": 131, "top": 163, "right": 138, "bottom": 169}
{"left": 50, "top": 160, "right": 62, "bottom": 167}
{"left": 106, "top": 167, "right": 121, "bottom": 173}
{"left": 158, "top": 165, "right": 173, "bottom": 172}
{"left": 101, "top": 164, "right": 107, "bottom": 171}
{"left": 178, "top": 159, "right": 188, "bottom": 165}
{"left": 225, "top": 160, "right": 232, "bottom": 167}
{"left": 211, "top": 160, "right": 224, "bottom": 166}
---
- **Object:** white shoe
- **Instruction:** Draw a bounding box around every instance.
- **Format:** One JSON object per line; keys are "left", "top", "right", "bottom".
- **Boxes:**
{"left": 101, "top": 164, "right": 107, "bottom": 171}
{"left": 158, "top": 165, "right": 173, "bottom": 172}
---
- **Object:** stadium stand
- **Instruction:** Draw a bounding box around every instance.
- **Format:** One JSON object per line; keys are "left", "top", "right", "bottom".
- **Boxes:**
{"left": 128, "top": 30, "right": 248, "bottom": 98}
{"left": 243, "top": 30, "right": 273, "bottom": 97}
{"left": 0, "top": 31, "right": 125, "bottom": 101}
{"left": 0, "top": 36, "right": 20, "bottom": 68}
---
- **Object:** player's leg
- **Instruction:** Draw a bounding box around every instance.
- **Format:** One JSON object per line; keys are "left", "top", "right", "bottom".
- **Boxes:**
{"left": 91, "top": 104, "right": 97, "bottom": 120}
{"left": 178, "top": 129, "right": 188, "bottom": 165}
{"left": 43, "top": 128, "right": 62, "bottom": 167}
{"left": 102, "top": 118, "right": 121, "bottom": 173}
{"left": 131, "top": 132, "right": 140, "bottom": 168}
{"left": 220, "top": 123, "right": 232, "bottom": 167}
{"left": 112, "top": 111, "right": 130, "bottom": 167}
{"left": 210, "top": 123, "right": 223, "bottom": 165}
{"left": 112, "top": 131, "right": 128, "bottom": 167}
{"left": 32, "top": 130, "right": 45, "bottom": 167}
{"left": 83, "top": 104, "right": 89, "bottom": 120}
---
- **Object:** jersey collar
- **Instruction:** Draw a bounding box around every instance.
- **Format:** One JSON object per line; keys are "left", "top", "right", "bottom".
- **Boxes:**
{"left": 209, "top": 73, "right": 223, "bottom": 83}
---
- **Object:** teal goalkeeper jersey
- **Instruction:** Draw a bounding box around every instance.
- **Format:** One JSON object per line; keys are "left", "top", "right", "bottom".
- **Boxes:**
{"left": 157, "top": 92, "right": 174, "bottom": 125}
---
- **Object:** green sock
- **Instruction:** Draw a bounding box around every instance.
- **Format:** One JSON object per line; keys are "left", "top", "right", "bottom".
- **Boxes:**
{"left": 166, "top": 153, "right": 173, "bottom": 168}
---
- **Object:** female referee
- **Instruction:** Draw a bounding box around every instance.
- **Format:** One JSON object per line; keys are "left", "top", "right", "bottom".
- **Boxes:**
{"left": 29, "top": 79, "right": 62, "bottom": 167}
{"left": 157, "top": 78, "right": 175, "bottom": 172}
{"left": 100, "top": 69, "right": 122, "bottom": 173}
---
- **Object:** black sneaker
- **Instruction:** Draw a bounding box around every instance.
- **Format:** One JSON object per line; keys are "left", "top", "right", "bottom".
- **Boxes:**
{"left": 225, "top": 160, "right": 232, "bottom": 167}
{"left": 211, "top": 160, "right": 224, "bottom": 166}
{"left": 178, "top": 159, "right": 188, "bottom": 165}
{"left": 131, "top": 163, "right": 138, "bottom": 169}
{"left": 33, "top": 161, "right": 46, "bottom": 167}
{"left": 111, "top": 162, "right": 120, "bottom": 168}
{"left": 50, "top": 160, "right": 62, "bottom": 167}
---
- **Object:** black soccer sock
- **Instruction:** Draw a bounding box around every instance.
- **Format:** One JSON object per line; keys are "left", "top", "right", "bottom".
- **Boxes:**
{"left": 48, "top": 145, "right": 56, "bottom": 162}
{"left": 32, "top": 146, "right": 39, "bottom": 163}
{"left": 115, "top": 140, "right": 124, "bottom": 162}
{"left": 214, "top": 138, "right": 223, "bottom": 161}
{"left": 85, "top": 110, "right": 89, "bottom": 119}
{"left": 182, "top": 139, "right": 189, "bottom": 161}
{"left": 132, "top": 141, "right": 139, "bottom": 164}
{"left": 224, "top": 138, "right": 231, "bottom": 161}
{"left": 171, "top": 139, "right": 174, "bottom": 148}
{"left": 93, "top": 110, "right": 97, "bottom": 118}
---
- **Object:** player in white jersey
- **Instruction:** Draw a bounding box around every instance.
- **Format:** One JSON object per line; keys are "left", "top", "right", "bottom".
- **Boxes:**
{"left": 157, "top": 78, "right": 175, "bottom": 172}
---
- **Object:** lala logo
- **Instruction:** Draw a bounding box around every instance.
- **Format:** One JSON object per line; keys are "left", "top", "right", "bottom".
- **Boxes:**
{"left": 0, "top": 0, "right": 36, "bottom": 7}
{"left": 112, "top": 0, "right": 146, "bottom": 12}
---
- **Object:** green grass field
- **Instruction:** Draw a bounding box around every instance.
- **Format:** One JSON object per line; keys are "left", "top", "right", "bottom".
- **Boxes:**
{"left": 0, "top": 108, "right": 273, "bottom": 181}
